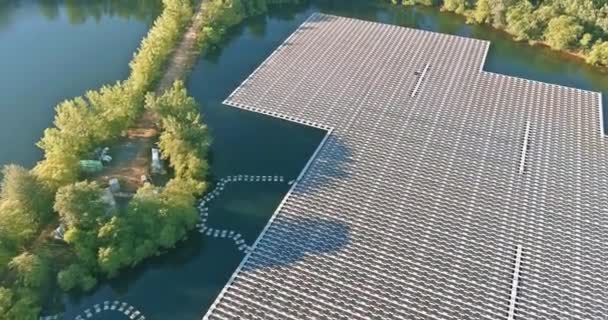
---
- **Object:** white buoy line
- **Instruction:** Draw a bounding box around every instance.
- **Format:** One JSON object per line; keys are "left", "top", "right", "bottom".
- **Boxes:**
{"left": 196, "top": 175, "right": 288, "bottom": 253}
{"left": 39, "top": 300, "right": 146, "bottom": 320}
{"left": 39, "top": 175, "right": 287, "bottom": 320}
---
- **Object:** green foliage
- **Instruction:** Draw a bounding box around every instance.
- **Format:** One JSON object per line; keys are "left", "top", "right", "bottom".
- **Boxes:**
{"left": 64, "top": 228, "right": 100, "bottom": 270}
{"left": 0, "top": 243, "right": 14, "bottom": 273}
{"left": 8, "top": 252, "right": 50, "bottom": 289}
{"left": 54, "top": 181, "right": 108, "bottom": 230}
{"left": 505, "top": 1, "right": 540, "bottom": 41}
{"left": 1, "top": 165, "right": 53, "bottom": 222}
{"left": 0, "top": 287, "right": 13, "bottom": 315}
{"left": 128, "top": 0, "right": 194, "bottom": 94}
{"left": 34, "top": 82, "right": 139, "bottom": 188}
{"left": 442, "top": 0, "right": 467, "bottom": 14}
{"left": 34, "top": 0, "right": 195, "bottom": 189}
{"left": 93, "top": 82, "right": 207, "bottom": 277}
{"left": 390, "top": 0, "right": 608, "bottom": 67}
{"left": 245, "top": 0, "right": 270, "bottom": 13}
{"left": 0, "top": 201, "right": 37, "bottom": 248}
{"left": 544, "top": 15, "right": 584, "bottom": 50}
{"left": 56, "top": 182, "right": 107, "bottom": 271}
{"left": 587, "top": 41, "right": 608, "bottom": 66}
{"left": 471, "top": 0, "right": 491, "bottom": 24}
{"left": 57, "top": 264, "right": 97, "bottom": 291}
{"left": 197, "top": 0, "right": 248, "bottom": 49}
{"left": 6, "top": 294, "right": 40, "bottom": 320}
{"left": 97, "top": 180, "right": 200, "bottom": 277}
{"left": 579, "top": 33, "right": 593, "bottom": 49}
{"left": 0, "top": 288, "right": 40, "bottom": 320}
{"left": 146, "top": 81, "right": 211, "bottom": 181}
{"left": 0, "top": 165, "right": 52, "bottom": 248}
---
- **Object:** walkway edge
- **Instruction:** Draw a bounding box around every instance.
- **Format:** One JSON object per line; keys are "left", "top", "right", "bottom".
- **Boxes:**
{"left": 202, "top": 126, "right": 333, "bottom": 320}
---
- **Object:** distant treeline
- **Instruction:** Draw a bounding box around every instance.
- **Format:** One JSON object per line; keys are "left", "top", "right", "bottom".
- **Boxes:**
{"left": 391, "top": 0, "right": 608, "bottom": 67}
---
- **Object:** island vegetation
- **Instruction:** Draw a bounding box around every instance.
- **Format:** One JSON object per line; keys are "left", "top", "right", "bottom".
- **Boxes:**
{"left": 0, "top": 0, "right": 304, "bottom": 317}
{"left": 390, "top": 0, "right": 608, "bottom": 67}
{"left": 0, "top": 0, "right": 289, "bottom": 318}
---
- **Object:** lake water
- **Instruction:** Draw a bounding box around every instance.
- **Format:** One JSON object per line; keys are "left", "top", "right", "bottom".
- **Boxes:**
{"left": 0, "top": 0, "right": 161, "bottom": 168}
{"left": 1, "top": 0, "right": 606, "bottom": 319}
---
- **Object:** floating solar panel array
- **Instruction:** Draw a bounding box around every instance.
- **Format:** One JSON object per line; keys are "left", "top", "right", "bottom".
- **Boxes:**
{"left": 206, "top": 13, "right": 607, "bottom": 320}
{"left": 196, "top": 175, "right": 287, "bottom": 253}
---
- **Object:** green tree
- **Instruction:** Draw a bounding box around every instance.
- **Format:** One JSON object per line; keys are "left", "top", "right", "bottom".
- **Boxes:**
{"left": 64, "top": 228, "right": 100, "bottom": 269}
{"left": 146, "top": 81, "right": 211, "bottom": 181}
{"left": 488, "top": 0, "right": 511, "bottom": 28}
{"left": 544, "top": 15, "right": 584, "bottom": 50}
{"left": 471, "top": 0, "right": 491, "bottom": 24}
{"left": 442, "top": 0, "right": 467, "bottom": 14}
{"left": 0, "top": 287, "right": 13, "bottom": 316}
{"left": 58, "top": 264, "right": 97, "bottom": 291}
{"left": 54, "top": 181, "right": 107, "bottom": 229}
{"left": 0, "top": 165, "right": 53, "bottom": 247}
{"left": 506, "top": 1, "right": 540, "bottom": 41}
{"left": 587, "top": 41, "right": 608, "bottom": 66}
{"left": 0, "top": 201, "right": 37, "bottom": 247}
{"left": 0, "top": 242, "right": 14, "bottom": 273}
{"left": 5, "top": 294, "right": 40, "bottom": 320}
{"left": 580, "top": 33, "right": 593, "bottom": 49}
{"left": 1, "top": 165, "right": 53, "bottom": 223}
{"left": 8, "top": 252, "right": 50, "bottom": 289}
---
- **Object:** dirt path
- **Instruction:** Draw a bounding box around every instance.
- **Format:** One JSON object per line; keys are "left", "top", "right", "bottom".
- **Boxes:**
{"left": 97, "top": 1, "right": 207, "bottom": 193}
{"left": 156, "top": 0, "right": 208, "bottom": 94}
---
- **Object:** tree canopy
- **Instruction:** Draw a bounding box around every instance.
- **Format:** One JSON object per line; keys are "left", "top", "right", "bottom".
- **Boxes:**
{"left": 54, "top": 181, "right": 108, "bottom": 230}
{"left": 394, "top": 0, "right": 608, "bottom": 67}
{"left": 544, "top": 15, "right": 584, "bottom": 50}
{"left": 0, "top": 0, "right": 304, "bottom": 318}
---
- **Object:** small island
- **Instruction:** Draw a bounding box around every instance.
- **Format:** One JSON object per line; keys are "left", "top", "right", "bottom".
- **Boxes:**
{"left": 0, "top": 0, "right": 276, "bottom": 318}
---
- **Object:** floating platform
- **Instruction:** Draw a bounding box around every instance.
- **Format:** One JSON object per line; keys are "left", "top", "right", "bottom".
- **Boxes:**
{"left": 205, "top": 13, "right": 606, "bottom": 320}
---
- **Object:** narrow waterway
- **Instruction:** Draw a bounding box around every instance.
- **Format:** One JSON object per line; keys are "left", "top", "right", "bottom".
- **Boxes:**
{"left": 1, "top": 1, "right": 607, "bottom": 319}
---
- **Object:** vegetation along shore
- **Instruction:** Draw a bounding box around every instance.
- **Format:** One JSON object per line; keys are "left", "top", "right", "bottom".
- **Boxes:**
{"left": 390, "top": 0, "right": 608, "bottom": 68}
{"left": 0, "top": 0, "right": 296, "bottom": 319}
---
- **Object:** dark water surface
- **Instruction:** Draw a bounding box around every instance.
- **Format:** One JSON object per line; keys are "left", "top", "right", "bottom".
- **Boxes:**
{"left": 1, "top": 0, "right": 607, "bottom": 319}
{"left": 0, "top": 0, "right": 160, "bottom": 168}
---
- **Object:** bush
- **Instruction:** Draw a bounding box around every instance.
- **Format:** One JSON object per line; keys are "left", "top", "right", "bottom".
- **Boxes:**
{"left": 58, "top": 264, "right": 97, "bottom": 292}
{"left": 197, "top": 0, "right": 247, "bottom": 49}
{"left": 587, "top": 41, "right": 608, "bottom": 66}
{"left": 34, "top": 0, "right": 195, "bottom": 189}
{"left": 8, "top": 253, "right": 50, "bottom": 289}
{"left": 0, "top": 165, "right": 53, "bottom": 248}
{"left": 96, "top": 180, "right": 201, "bottom": 277}
{"left": 34, "top": 83, "right": 139, "bottom": 188}
{"left": 54, "top": 181, "right": 108, "bottom": 230}
{"left": 544, "top": 15, "right": 584, "bottom": 50}
{"left": 145, "top": 81, "right": 211, "bottom": 181}
{"left": 128, "top": 0, "right": 194, "bottom": 94}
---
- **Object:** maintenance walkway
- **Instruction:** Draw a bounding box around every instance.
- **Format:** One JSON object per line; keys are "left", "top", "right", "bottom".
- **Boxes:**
{"left": 204, "top": 13, "right": 607, "bottom": 320}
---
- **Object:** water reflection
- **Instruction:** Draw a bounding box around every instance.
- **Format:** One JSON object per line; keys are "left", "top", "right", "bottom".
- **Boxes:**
{"left": 0, "top": 0, "right": 160, "bottom": 30}
{"left": 10, "top": 0, "right": 608, "bottom": 318}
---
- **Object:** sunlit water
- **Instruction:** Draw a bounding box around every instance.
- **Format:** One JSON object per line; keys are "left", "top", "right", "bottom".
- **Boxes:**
{"left": 1, "top": 0, "right": 606, "bottom": 319}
